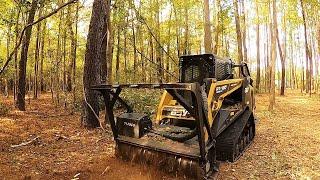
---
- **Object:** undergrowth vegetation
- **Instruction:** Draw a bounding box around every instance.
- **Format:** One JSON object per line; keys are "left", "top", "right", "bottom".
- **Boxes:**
{"left": 0, "top": 102, "right": 9, "bottom": 116}
{"left": 118, "top": 89, "right": 163, "bottom": 116}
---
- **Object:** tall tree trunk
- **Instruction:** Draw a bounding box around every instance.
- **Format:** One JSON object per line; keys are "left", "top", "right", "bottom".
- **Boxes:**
{"left": 132, "top": 21, "right": 138, "bottom": 82}
{"left": 255, "top": 1, "right": 261, "bottom": 92}
{"left": 265, "top": 23, "right": 270, "bottom": 93}
{"left": 124, "top": 25, "right": 128, "bottom": 83}
{"left": 139, "top": 26, "right": 146, "bottom": 83}
{"left": 316, "top": 23, "right": 320, "bottom": 92}
{"left": 165, "top": 9, "right": 173, "bottom": 82}
{"left": 172, "top": 2, "right": 181, "bottom": 57}
{"left": 40, "top": 20, "right": 46, "bottom": 92}
{"left": 204, "top": 0, "right": 212, "bottom": 53}
{"left": 63, "top": 16, "right": 68, "bottom": 107}
{"left": 268, "top": 0, "right": 277, "bottom": 111}
{"left": 6, "top": 14, "right": 12, "bottom": 98}
{"left": 241, "top": 0, "right": 248, "bottom": 63}
{"left": 155, "top": 0, "right": 163, "bottom": 83}
{"left": 106, "top": 0, "right": 113, "bottom": 84}
{"left": 300, "top": 0, "right": 312, "bottom": 96}
{"left": 301, "top": 46, "right": 305, "bottom": 92}
{"left": 233, "top": 0, "right": 243, "bottom": 63}
{"left": 14, "top": 9, "right": 21, "bottom": 101}
{"left": 6, "top": 15, "right": 12, "bottom": 97}
{"left": 213, "top": 0, "right": 220, "bottom": 54}
{"left": 276, "top": 27, "right": 285, "bottom": 96}
{"left": 72, "top": 2, "right": 79, "bottom": 112}
{"left": 115, "top": 28, "right": 121, "bottom": 83}
{"left": 66, "top": 5, "right": 73, "bottom": 92}
{"left": 83, "top": 0, "right": 109, "bottom": 128}
{"left": 6, "top": 25, "right": 12, "bottom": 72}
{"left": 290, "top": 31, "right": 296, "bottom": 89}
{"left": 4, "top": 79, "right": 9, "bottom": 97}
{"left": 55, "top": 9, "right": 63, "bottom": 106}
{"left": 33, "top": 7, "right": 42, "bottom": 99}
{"left": 16, "top": 0, "right": 38, "bottom": 111}
{"left": 184, "top": 6, "right": 190, "bottom": 54}
{"left": 149, "top": 34, "right": 154, "bottom": 83}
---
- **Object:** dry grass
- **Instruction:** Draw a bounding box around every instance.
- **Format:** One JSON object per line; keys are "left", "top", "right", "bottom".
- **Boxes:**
{"left": 0, "top": 90, "right": 319, "bottom": 179}
{"left": 219, "top": 90, "right": 320, "bottom": 180}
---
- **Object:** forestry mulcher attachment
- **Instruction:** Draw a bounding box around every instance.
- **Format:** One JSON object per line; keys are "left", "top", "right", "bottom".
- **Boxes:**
{"left": 92, "top": 54, "right": 256, "bottom": 179}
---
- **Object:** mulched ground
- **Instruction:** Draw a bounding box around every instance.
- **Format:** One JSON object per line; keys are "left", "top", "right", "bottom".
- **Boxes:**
{"left": 1, "top": 90, "right": 319, "bottom": 179}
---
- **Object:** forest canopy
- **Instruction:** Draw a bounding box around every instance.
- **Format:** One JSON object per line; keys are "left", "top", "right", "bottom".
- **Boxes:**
{"left": 0, "top": 0, "right": 319, "bottom": 112}
{"left": 0, "top": 0, "right": 320, "bottom": 179}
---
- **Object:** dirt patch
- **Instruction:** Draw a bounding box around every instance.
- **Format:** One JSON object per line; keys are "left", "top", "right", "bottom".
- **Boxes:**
{"left": 1, "top": 91, "right": 319, "bottom": 179}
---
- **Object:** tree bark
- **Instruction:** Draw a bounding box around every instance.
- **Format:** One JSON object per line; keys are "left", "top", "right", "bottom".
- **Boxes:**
{"left": 289, "top": 31, "right": 295, "bottom": 89}
{"left": 204, "top": 0, "right": 213, "bottom": 53}
{"left": 132, "top": 21, "right": 138, "bottom": 82}
{"left": 34, "top": 7, "right": 42, "bottom": 99}
{"left": 124, "top": 23, "right": 128, "bottom": 83}
{"left": 255, "top": 1, "right": 261, "bottom": 92}
{"left": 276, "top": 28, "right": 285, "bottom": 96}
{"left": 241, "top": 0, "right": 248, "bottom": 63}
{"left": 149, "top": 34, "right": 154, "bottom": 83}
{"left": 300, "top": 0, "right": 312, "bottom": 96}
{"left": 4, "top": 79, "right": 9, "bottom": 97}
{"left": 66, "top": 5, "right": 73, "bottom": 92}
{"left": 213, "top": 0, "right": 220, "bottom": 54}
{"left": 184, "top": 6, "right": 190, "bottom": 54}
{"left": 265, "top": 23, "right": 270, "bottom": 93}
{"left": 233, "top": 0, "right": 243, "bottom": 63}
{"left": 172, "top": 2, "right": 181, "bottom": 57}
{"left": 55, "top": 9, "right": 63, "bottom": 106}
{"left": 165, "top": 9, "right": 173, "bottom": 82}
{"left": 6, "top": 11, "right": 12, "bottom": 97}
{"left": 40, "top": 20, "right": 46, "bottom": 92}
{"left": 139, "top": 25, "right": 146, "bottom": 83}
{"left": 72, "top": 2, "right": 79, "bottom": 112}
{"left": 316, "top": 24, "right": 320, "bottom": 92}
{"left": 115, "top": 27, "right": 120, "bottom": 83}
{"left": 268, "top": 0, "right": 277, "bottom": 111}
{"left": 106, "top": 0, "right": 113, "bottom": 84}
{"left": 16, "top": 0, "right": 38, "bottom": 111}
{"left": 155, "top": 0, "right": 163, "bottom": 83}
{"left": 82, "top": 0, "right": 109, "bottom": 128}
{"left": 14, "top": 9, "right": 21, "bottom": 101}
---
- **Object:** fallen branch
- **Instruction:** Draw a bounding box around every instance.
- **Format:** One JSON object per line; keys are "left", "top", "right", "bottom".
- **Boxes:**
{"left": 0, "top": 0, "right": 78, "bottom": 75}
{"left": 10, "top": 136, "right": 40, "bottom": 148}
{"left": 101, "top": 166, "right": 110, "bottom": 175}
{"left": 55, "top": 134, "right": 69, "bottom": 141}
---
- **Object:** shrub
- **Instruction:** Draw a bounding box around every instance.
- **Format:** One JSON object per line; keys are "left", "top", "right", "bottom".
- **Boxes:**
{"left": 0, "top": 102, "right": 9, "bottom": 116}
{"left": 118, "top": 89, "right": 162, "bottom": 116}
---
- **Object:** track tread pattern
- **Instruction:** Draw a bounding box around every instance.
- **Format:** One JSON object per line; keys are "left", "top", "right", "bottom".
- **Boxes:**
{"left": 215, "top": 110, "right": 254, "bottom": 162}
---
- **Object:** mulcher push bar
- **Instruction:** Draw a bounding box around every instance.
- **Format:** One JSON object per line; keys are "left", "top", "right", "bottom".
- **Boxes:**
{"left": 91, "top": 82, "right": 216, "bottom": 166}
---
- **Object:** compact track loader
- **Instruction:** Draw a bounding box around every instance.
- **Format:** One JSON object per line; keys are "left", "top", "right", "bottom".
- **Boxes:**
{"left": 92, "top": 54, "right": 256, "bottom": 179}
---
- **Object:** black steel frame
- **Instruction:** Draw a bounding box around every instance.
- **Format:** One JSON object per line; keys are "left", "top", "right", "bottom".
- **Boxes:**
{"left": 91, "top": 82, "right": 216, "bottom": 166}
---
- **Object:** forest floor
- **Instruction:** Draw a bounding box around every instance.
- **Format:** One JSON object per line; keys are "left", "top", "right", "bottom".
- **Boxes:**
{"left": 0, "top": 90, "right": 320, "bottom": 180}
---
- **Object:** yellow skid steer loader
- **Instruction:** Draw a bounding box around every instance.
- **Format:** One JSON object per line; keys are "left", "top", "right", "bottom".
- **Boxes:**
{"left": 92, "top": 54, "right": 256, "bottom": 179}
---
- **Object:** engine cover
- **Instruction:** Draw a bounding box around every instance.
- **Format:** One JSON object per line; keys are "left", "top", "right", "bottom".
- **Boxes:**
{"left": 117, "top": 113, "right": 152, "bottom": 138}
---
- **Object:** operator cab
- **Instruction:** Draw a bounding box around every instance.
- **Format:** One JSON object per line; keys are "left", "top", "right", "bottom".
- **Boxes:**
{"left": 179, "top": 54, "right": 234, "bottom": 84}
{"left": 162, "top": 54, "right": 236, "bottom": 128}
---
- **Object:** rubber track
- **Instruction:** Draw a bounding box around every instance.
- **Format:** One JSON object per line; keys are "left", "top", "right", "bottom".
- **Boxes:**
{"left": 215, "top": 110, "right": 253, "bottom": 162}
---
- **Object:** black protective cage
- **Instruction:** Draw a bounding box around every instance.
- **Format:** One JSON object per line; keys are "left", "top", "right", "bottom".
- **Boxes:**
{"left": 91, "top": 83, "right": 216, "bottom": 166}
